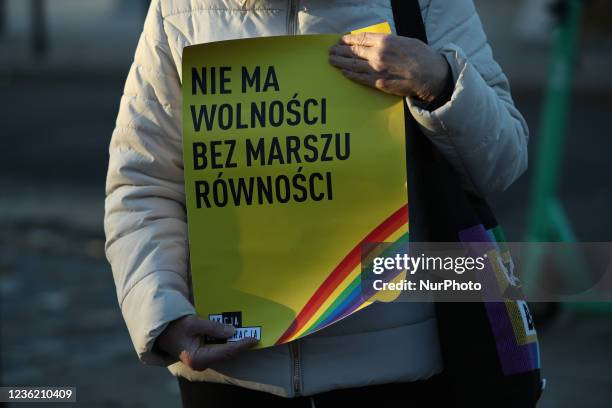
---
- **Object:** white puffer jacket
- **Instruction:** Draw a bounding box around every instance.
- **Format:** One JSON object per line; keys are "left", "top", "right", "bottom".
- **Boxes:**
{"left": 105, "top": 0, "right": 528, "bottom": 397}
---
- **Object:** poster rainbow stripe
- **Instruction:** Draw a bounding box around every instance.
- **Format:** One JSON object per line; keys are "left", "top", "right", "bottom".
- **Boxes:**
{"left": 275, "top": 204, "right": 409, "bottom": 344}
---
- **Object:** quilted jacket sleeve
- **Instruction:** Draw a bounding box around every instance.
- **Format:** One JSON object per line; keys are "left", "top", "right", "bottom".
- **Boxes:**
{"left": 104, "top": 0, "right": 194, "bottom": 365}
{"left": 409, "top": 0, "right": 529, "bottom": 195}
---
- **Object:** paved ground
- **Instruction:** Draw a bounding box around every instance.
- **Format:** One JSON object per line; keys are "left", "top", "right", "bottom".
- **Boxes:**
{"left": 1, "top": 1, "right": 611, "bottom": 407}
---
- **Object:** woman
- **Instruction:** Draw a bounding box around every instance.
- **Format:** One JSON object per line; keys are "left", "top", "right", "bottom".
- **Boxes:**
{"left": 105, "top": 0, "right": 534, "bottom": 406}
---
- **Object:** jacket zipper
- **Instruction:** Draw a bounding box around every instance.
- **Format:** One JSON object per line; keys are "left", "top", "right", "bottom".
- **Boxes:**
{"left": 290, "top": 340, "right": 303, "bottom": 396}
{"left": 287, "top": 0, "right": 298, "bottom": 35}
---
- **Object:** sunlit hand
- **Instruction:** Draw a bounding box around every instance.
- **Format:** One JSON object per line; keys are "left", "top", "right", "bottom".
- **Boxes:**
{"left": 156, "top": 315, "right": 258, "bottom": 371}
{"left": 329, "top": 33, "right": 451, "bottom": 104}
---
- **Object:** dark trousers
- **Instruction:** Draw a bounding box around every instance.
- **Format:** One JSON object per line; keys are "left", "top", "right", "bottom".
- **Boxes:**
{"left": 178, "top": 374, "right": 452, "bottom": 407}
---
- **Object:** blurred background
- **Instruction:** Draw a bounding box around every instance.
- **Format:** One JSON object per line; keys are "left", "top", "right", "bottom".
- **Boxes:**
{"left": 0, "top": 0, "right": 610, "bottom": 406}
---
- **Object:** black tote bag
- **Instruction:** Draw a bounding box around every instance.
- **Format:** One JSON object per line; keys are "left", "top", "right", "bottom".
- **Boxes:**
{"left": 389, "top": 1, "right": 543, "bottom": 405}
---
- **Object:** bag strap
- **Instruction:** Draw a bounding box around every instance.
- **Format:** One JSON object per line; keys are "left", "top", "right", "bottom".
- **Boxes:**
{"left": 388, "top": 2, "right": 542, "bottom": 406}
{"left": 390, "top": 0, "right": 456, "bottom": 242}
{"left": 391, "top": 0, "right": 498, "bottom": 239}
{"left": 390, "top": 0, "right": 428, "bottom": 43}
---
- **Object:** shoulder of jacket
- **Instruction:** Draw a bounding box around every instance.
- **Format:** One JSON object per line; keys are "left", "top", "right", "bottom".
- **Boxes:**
{"left": 156, "top": 0, "right": 266, "bottom": 19}
{"left": 419, "top": 0, "right": 478, "bottom": 43}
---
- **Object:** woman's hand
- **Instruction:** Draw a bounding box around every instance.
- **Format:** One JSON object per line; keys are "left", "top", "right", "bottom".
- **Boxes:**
{"left": 156, "top": 315, "right": 258, "bottom": 371}
{"left": 329, "top": 33, "right": 451, "bottom": 105}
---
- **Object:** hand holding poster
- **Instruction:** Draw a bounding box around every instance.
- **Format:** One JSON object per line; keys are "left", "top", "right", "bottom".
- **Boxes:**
{"left": 182, "top": 24, "right": 408, "bottom": 348}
